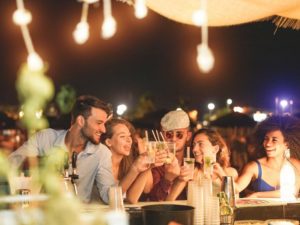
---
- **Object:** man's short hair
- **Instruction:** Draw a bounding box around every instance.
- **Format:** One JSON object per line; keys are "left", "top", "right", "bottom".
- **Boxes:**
{"left": 71, "top": 95, "right": 112, "bottom": 123}
{"left": 161, "top": 109, "right": 190, "bottom": 131}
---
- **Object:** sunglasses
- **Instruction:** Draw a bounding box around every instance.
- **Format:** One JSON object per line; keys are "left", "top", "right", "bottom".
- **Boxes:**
{"left": 165, "top": 131, "right": 185, "bottom": 140}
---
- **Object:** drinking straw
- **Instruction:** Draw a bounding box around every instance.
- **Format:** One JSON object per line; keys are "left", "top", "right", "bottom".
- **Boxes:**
{"left": 145, "top": 130, "right": 149, "bottom": 142}
{"left": 155, "top": 130, "right": 161, "bottom": 142}
{"left": 159, "top": 132, "right": 166, "bottom": 142}
{"left": 173, "top": 143, "right": 176, "bottom": 155}
{"left": 187, "top": 146, "right": 190, "bottom": 159}
{"left": 151, "top": 130, "right": 158, "bottom": 142}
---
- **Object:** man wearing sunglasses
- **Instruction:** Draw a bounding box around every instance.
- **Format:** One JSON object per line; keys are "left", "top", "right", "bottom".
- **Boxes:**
{"left": 149, "top": 109, "right": 192, "bottom": 201}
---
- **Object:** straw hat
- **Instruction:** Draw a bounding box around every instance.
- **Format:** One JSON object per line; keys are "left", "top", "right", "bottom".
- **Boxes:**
{"left": 161, "top": 110, "right": 190, "bottom": 131}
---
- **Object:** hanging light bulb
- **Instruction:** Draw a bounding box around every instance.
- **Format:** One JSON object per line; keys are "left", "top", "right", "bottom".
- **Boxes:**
{"left": 27, "top": 52, "right": 44, "bottom": 71}
{"left": 101, "top": 0, "right": 116, "bottom": 39}
{"left": 13, "top": 8, "right": 32, "bottom": 25}
{"left": 197, "top": 43, "right": 214, "bottom": 73}
{"left": 73, "top": 21, "right": 90, "bottom": 44}
{"left": 192, "top": 9, "right": 206, "bottom": 27}
{"left": 101, "top": 16, "right": 116, "bottom": 39}
{"left": 134, "top": 0, "right": 148, "bottom": 19}
{"left": 73, "top": 2, "right": 90, "bottom": 44}
{"left": 195, "top": 0, "right": 215, "bottom": 74}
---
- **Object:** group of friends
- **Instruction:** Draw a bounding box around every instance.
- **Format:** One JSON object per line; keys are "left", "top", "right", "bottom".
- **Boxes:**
{"left": 8, "top": 95, "right": 300, "bottom": 204}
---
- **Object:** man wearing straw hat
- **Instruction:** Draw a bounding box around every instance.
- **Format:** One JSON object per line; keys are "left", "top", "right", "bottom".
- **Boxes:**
{"left": 148, "top": 109, "right": 192, "bottom": 201}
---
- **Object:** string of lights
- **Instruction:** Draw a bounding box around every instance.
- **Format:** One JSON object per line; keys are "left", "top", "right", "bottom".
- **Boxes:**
{"left": 13, "top": 0, "right": 44, "bottom": 71}
{"left": 13, "top": 0, "right": 213, "bottom": 74}
{"left": 194, "top": 0, "right": 215, "bottom": 73}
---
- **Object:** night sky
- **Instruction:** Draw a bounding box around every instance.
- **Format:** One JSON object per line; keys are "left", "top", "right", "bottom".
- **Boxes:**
{"left": 1, "top": 0, "right": 300, "bottom": 116}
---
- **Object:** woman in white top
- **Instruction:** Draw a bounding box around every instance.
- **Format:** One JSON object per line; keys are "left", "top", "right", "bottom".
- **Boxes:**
{"left": 235, "top": 115, "right": 300, "bottom": 198}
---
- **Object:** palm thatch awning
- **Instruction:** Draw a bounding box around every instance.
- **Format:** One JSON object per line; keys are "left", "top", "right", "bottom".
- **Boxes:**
{"left": 145, "top": 0, "right": 300, "bottom": 29}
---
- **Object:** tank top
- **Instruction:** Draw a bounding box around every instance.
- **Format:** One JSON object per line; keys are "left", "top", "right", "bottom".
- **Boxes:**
{"left": 251, "top": 160, "right": 278, "bottom": 192}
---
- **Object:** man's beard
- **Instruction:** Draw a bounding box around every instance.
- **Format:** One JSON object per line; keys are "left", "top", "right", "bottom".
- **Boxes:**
{"left": 80, "top": 125, "right": 101, "bottom": 145}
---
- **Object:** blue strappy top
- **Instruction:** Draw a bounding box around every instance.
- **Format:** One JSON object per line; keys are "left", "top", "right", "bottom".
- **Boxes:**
{"left": 251, "top": 160, "right": 278, "bottom": 192}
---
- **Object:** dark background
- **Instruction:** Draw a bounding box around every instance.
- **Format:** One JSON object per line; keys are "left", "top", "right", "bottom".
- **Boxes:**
{"left": 1, "top": 0, "right": 300, "bottom": 115}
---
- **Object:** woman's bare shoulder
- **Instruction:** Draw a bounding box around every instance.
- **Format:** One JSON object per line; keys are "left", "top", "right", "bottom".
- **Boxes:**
{"left": 290, "top": 157, "right": 300, "bottom": 164}
{"left": 241, "top": 160, "right": 261, "bottom": 175}
{"left": 289, "top": 158, "right": 300, "bottom": 171}
{"left": 245, "top": 160, "right": 259, "bottom": 169}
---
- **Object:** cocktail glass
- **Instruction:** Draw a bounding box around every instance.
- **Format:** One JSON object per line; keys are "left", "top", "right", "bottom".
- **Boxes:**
{"left": 184, "top": 158, "right": 195, "bottom": 180}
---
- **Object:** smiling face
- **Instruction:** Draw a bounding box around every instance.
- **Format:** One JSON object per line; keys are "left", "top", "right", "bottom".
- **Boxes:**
{"left": 263, "top": 129, "right": 288, "bottom": 158}
{"left": 80, "top": 107, "right": 108, "bottom": 144}
{"left": 106, "top": 123, "right": 133, "bottom": 156}
{"left": 192, "top": 133, "right": 218, "bottom": 164}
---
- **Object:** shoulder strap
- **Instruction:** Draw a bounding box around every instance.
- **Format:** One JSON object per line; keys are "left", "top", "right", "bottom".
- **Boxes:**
{"left": 254, "top": 160, "right": 262, "bottom": 179}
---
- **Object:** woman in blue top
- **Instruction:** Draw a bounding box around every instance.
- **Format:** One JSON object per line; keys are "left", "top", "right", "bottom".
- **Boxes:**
{"left": 235, "top": 115, "right": 300, "bottom": 198}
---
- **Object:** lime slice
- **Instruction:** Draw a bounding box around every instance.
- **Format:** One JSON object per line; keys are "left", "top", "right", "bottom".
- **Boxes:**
{"left": 204, "top": 157, "right": 211, "bottom": 167}
{"left": 220, "top": 205, "right": 233, "bottom": 216}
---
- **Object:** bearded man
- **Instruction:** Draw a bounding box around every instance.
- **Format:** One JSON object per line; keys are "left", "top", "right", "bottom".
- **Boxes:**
{"left": 9, "top": 95, "right": 115, "bottom": 204}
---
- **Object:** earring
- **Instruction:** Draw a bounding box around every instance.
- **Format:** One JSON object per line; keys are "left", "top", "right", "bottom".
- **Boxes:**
{"left": 284, "top": 149, "right": 290, "bottom": 159}
{"left": 214, "top": 145, "right": 219, "bottom": 153}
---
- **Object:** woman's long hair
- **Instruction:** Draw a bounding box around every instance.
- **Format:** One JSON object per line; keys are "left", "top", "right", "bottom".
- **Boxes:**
{"left": 101, "top": 118, "right": 139, "bottom": 181}
{"left": 191, "top": 128, "right": 231, "bottom": 169}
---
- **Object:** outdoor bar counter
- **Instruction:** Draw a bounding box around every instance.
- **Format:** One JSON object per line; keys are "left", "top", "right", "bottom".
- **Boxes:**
{"left": 234, "top": 198, "right": 300, "bottom": 221}
{"left": 1, "top": 195, "right": 299, "bottom": 224}
{"left": 82, "top": 198, "right": 300, "bottom": 224}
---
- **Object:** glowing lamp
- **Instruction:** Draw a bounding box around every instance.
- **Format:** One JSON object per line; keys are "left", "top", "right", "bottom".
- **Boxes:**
{"left": 197, "top": 43, "right": 214, "bottom": 73}
{"left": 116, "top": 104, "right": 127, "bottom": 116}
{"left": 253, "top": 111, "right": 267, "bottom": 122}
{"left": 101, "top": 16, "right": 117, "bottom": 39}
{"left": 27, "top": 52, "right": 44, "bottom": 71}
{"left": 233, "top": 106, "right": 244, "bottom": 113}
{"left": 13, "top": 9, "right": 32, "bottom": 25}
{"left": 226, "top": 98, "right": 233, "bottom": 105}
{"left": 134, "top": 0, "right": 148, "bottom": 19}
{"left": 73, "top": 21, "right": 90, "bottom": 44}
{"left": 280, "top": 99, "right": 288, "bottom": 109}
{"left": 207, "top": 103, "right": 215, "bottom": 111}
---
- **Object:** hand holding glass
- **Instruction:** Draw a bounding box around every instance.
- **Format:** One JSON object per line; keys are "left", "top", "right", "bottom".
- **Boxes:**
{"left": 166, "top": 142, "right": 176, "bottom": 164}
{"left": 146, "top": 141, "right": 156, "bottom": 164}
{"left": 184, "top": 158, "right": 195, "bottom": 180}
{"left": 203, "top": 152, "right": 216, "bottom": 176}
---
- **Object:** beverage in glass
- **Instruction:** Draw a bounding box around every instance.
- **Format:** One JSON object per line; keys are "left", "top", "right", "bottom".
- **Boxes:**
{"left": 165, "top": 142, "right": 176, "bottom": 164}
{"left": 203, "top": 152, "right": 216, "bottom": 176}
{"left": 146, "top": 141, "right": 156, "bottom": 164}
{"left": 109, "top": 185, "right": 124, "bottom": 211}
{"left": 184, "top": 158, "right": 195, "bottom": 180}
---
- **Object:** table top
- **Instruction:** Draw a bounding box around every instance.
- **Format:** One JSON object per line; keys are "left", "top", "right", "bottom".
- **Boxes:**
{"left": 82, "top": 198, "right": 300, "bottom": 211}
